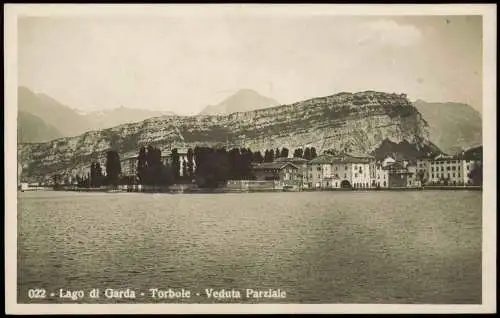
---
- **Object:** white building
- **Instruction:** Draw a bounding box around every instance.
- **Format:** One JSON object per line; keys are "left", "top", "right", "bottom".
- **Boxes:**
{"left": 427, "top": 153, "right": 483, "bottom": 186}
{"left": 406, "top": 162, "right": 419, "bottom": 188}
{"left": 161, "top": 147, "right": 196, "bottom": 177}
{"left": 307, "top": 153, "right": 373, "bottom": 189}
{"left": 416, "top": 158, "right": 431, "bottom": 183}
{"left": 370, "top": 162, "right": 390, "bottom": 188}
{"left": 382, "top": 156, "right": 396, "bottom": 168}
{"left": 428, "top": 154, "right": 464, "bottom": 185}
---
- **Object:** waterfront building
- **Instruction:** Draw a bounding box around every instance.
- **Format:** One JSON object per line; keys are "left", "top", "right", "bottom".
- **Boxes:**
{"left": 428, "top": 148, "right": 482, "bottom": 186}
{"left": 428, "top": 154, "right": 465, "bottom": 185}
{"left": 416, "top": 157, "right": 432, "bottom": 184}
{"left": 160, "top": 147, "right": 195, "bottom": 177}
{"left": 308, "top": 155, "right": 335, "bottom": 188}
{"left": 348, "top": 154, "right": 372, "bottom": 189}
{"left": 382, "top": 155, "right": 396, "bottom": 168}
{"left": 406, "top": 161, "right": 419, "bottom": 187}
{"left": 307, "top": 153, "right": 373, "bottom": 189}
{"left": 370, "top": 162, "right": 390, "bottom": 188}
{"left": 252, "top": 162, "right": 301, "bottom": 185}
{"left": 120, "top": 154, "right": 138, "bottom": 176}
{"left": 386, "top": 162, "right": 412, "bottom": 188}
{"left": 274, "top": 157, "right": 308, "bottom": 187}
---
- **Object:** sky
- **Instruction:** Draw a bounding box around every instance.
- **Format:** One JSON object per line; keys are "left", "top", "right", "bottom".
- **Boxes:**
{"left": 18, "top": 13, "right": 483, "bottom": 115}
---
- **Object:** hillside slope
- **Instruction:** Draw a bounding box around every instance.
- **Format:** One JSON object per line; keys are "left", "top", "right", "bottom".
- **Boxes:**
{"left": 19, "top": 91, "right": 434, "bottom": 181}
{"left": 17, "top": 111, "right": 63, "bottom": 143}
{"left": 413, "top": 100, "right": 482, "bottom": 154}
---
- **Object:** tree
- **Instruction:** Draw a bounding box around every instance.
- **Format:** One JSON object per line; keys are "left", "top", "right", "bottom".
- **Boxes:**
{"left": 228, "top": 148, "right": 241, "bottom": 179}
{"left": 187, "top": 148, "right": 194, "bottom": 179}
{"left": 281, "top": 147, "right": 289, "bottom": 158}
{"left": 195, "top": 148, "right": 230, "bottom": 188}
{"left": 159, "top": 162, "right": 174, "bottom": 186}
{"left": 416, "top": 170, "right": 426, "bottom": 186}
{"left": 468, "top": 162, "right": 483, "bottom": 186}
{"left": 106, "top": 150, "right": 122, "bottom": 187}
{"left": 304, "top": 147, "right": 311, "bottom": 160}
{"left": 137, "top": 146, "right": 147, "bottom": 184}
{"left": 52, "top": 174, "right": 62, "bottom": 188}
{"left": 269, "top": 149, "right": 275, "bottom": 162}
{"left": 252, "top": 151, "right": 264, "bottom": 163}
{"left": 293, "top": 148, "right": 303, "bottom": 158}
{"left": 275, "top": 148, "right": 281, "bottom": 158}
{"left": 264, "top": 150, "right": 270, "bottom": 162}
{"left": 182, "top": 159, "right": 188, "bottom": 180}
{"left": 90, "top": 162, "right": 104, "bottom": 187}
{"left": 310, "top": 147, "right": 317, "bottom": 159}
{"left": 240, "top": 148, "right": 253, "bottom": 179}
{"left": 171, "top": 148, "right": 180, "bottom": 183}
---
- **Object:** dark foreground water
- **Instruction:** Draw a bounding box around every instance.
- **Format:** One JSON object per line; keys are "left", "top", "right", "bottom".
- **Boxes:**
{"left": 17, "top": 190, "right": 482, "bottom": 304}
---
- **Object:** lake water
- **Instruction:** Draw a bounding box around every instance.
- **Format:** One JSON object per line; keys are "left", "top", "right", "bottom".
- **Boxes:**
{"left": 17, "top": 190, "right": 482, "bottom": 304}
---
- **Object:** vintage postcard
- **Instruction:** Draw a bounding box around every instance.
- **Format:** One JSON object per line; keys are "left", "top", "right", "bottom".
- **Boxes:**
{"left": 4, "top": 3, "right": 496, "bottom": 315}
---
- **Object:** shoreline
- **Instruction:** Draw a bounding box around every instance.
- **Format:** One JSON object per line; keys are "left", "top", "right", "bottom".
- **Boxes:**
{"left": 20, "top": 185, "right": 483, "bottom": 194}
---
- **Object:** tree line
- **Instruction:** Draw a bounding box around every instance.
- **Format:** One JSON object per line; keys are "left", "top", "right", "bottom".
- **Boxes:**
{"left": 71, "top": 145, "right": 319, "bottom": 188}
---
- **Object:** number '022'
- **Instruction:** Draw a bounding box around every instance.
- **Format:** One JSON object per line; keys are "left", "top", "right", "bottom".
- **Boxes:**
{"left": 28, "top": 288, "right": 47, "bottom": 299}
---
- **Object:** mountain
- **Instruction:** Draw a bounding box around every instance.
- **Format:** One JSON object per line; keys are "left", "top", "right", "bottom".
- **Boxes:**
{"left": 18, "top": 86, "right": 93, "bottom": 138}
{"left": 199, "top": 89, "right": 279, "bottom": 115}
{"left": 82, "top": 107, "right": 176, "bottom": 131}
{"left": 17, "top": 111, "right": 63, "bottom": 143}
{"left": 18, "top": 91, "right": 437, "bottom": 181}
{"left": 412, "top": 100, "right": 482, "bottom": 154}
{"left": 371, "top": 138, "right": 442, "bottom": 161}
{"left": 18, "top": 86, "right": 177, "bottom": 139}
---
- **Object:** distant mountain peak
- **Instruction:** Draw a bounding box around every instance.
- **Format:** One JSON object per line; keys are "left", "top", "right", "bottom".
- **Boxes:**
{"left": 199, "top": 89, "right": 279, "bottom": 115}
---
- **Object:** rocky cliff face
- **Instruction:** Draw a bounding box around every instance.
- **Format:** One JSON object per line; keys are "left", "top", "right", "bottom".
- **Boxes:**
{"left": 18, "top": 91, "right": 432, "bottom": 181}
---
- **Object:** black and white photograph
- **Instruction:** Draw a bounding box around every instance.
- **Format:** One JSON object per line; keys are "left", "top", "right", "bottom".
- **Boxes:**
{"left": 4, "top": 3, "right": 496, "bottom": 315}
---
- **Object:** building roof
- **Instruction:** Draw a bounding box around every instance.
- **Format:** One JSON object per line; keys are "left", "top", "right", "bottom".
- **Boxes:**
{"left": 274, "top": 157, "right": 309, "bottom": 164}
{"left": 456, "top": 145, "right": 482, "bottom": 161}
{"left": 383, "top": 161, "right": 408, "bottom": 171}
{"left": 253, "top": 162, "right": 299, "bottom": 170}
{"left": 120, "top": 154, "right": 138, "bottom": 161}
{"left": 309, "top": 155, "right": 336, "bottom": 164}
{"left": 309, "top": 153, "right": 372, "bottom": 165}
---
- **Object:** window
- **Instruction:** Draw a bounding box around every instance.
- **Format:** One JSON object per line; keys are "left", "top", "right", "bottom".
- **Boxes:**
{"left": 431, "top": 167, "right": 434, "bottom": 171}
{"left": 452, "top": 173, "right": 455, "bottom": 177}
{"left": 441, "top": 167, "right": 444, "bottom": 171}
{"left": 432, "top": 173, "right": 434, "bottom": 178}
{"left": 447, "top": 166, "right": 450, "bottom": 171}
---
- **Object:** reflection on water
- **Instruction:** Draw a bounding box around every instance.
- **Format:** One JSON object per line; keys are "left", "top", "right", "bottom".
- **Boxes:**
{"left": 17, "top": 191, "right": 482, "bottom": 304}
